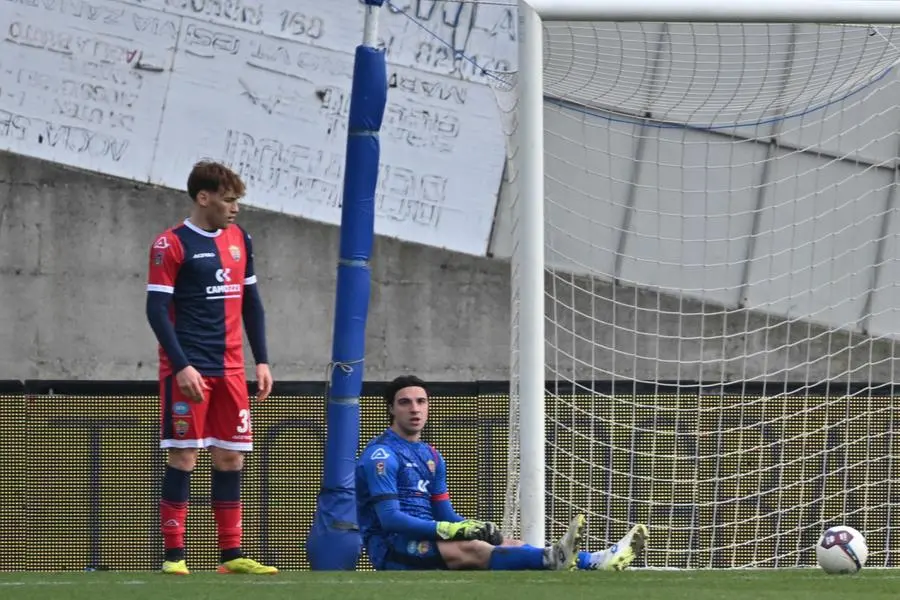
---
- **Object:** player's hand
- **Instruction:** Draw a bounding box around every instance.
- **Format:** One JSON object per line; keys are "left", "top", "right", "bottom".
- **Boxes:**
{"left": 175, "top": 366, "right": 208, "bottom": 403}
{"left": 475, "top": 521, "right": 504, "bottom": 545}
{"left": 435, "top": 519, "right": 489, "bottom": 541}
{"left": 255, "top": 363, "right": 273, "bottom": 402}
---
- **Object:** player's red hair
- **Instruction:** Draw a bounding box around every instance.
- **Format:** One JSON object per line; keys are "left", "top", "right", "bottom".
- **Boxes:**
{"left": 187, "top": 161, "right": 246, "bottom": 200}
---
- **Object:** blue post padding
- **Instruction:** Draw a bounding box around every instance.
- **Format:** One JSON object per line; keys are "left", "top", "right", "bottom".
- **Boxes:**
{"left": 307, "top": 44, "right": 387, "bottom": 571}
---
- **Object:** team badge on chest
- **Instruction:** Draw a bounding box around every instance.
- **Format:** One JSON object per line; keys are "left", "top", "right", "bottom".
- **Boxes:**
{"left": 228, "top": 244, "right": 241, "bottom": 261}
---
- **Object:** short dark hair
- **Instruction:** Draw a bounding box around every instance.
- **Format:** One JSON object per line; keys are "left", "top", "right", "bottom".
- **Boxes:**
{"left": 186, "top": 161, "right": 245, "bottom": 201}
{"left": 384, "top": 375, "right": 428, "bottom": 423}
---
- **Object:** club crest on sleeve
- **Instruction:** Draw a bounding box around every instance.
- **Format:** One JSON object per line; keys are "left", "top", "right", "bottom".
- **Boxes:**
{"left": 153, "top": 251, "right": 164, "bottom": 265}
{"left": 370, "top": 447, "right": 390, "bottom": 460}
{"left": 375, "top": 461, "right": 385, "bottom": 476}
{"left": 229, "top": 244, "right": 241, "bottom": 261}
{"left": 427, "top": 459, "right": 436, "bottom": 474}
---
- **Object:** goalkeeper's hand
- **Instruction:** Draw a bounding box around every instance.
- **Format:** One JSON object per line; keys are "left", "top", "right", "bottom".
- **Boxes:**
{"left": 478, "top": 521, "right": 504, "bottom": 545}
{"left": 435, "top": 520, "right": 489, "bottom": 541}
{"left": 435, "top": 520, "right": 504, "bottom": 545}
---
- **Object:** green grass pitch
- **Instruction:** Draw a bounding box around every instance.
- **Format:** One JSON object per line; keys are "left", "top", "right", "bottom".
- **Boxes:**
{"left": 0, "top": 570, "right": 896, "bottom": 600}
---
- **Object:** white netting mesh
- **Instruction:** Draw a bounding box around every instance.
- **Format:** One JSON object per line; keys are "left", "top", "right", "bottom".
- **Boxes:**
{"left": 542, "top": 23, "right": 900, "bottom": 125}
{"left": 497, "top": 20, "right": 900, "bottom": 568}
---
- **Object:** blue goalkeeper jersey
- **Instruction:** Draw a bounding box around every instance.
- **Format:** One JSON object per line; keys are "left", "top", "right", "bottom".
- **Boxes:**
{"left": 356, "top": 428, "right": 450, "bottom": 543}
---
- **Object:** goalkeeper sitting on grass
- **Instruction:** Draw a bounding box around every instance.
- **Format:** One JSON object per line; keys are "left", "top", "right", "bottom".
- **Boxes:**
{"left": 355, "top": 375, "right": 649, "bottom": 571}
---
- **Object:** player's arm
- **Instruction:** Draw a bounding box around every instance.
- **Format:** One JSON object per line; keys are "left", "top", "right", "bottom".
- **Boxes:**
{"left": 240, "top": 229, "right": 268, "bottom": 365}
{"left": 360, "top": 445, "right": 486, "bottom": 541}
{"left": 145, "top": 234, "right": 190, "bottom": 373}
{"left": 429, "top": 446, "right": 503, "bottom": 544}
{"left": 429, "top": 448, "right": 465, "bottom": 523}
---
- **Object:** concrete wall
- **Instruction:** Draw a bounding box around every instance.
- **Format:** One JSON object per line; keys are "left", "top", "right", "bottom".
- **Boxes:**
{"left": 2, "top": 150, "right": 897, "bottom": 383}
{"left": 0, "top": 151, "right": 511, "bottom": 381}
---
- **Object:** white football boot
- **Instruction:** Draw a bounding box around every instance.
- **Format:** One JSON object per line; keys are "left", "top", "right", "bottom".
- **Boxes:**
{"left": 587, "top": 524, "right": 649, "bottom": 571}
{"left": 546, "top": 514, "right": 587, "bottom": 571}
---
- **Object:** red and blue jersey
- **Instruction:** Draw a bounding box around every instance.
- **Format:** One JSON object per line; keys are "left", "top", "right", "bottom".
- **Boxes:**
{"left": 146, "top": 218, "right": 257, "bottom": 377}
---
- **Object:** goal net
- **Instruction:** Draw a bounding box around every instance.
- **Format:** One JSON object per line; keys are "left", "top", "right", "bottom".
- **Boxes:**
{"left": 496, "top": 1, "right": 900, "bottom": 568}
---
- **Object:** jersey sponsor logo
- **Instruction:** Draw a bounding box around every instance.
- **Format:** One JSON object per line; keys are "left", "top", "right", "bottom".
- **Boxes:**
{"left": 416, "top": 479, "right": 430, "bottom": 493}
{"left": 228, "top": 244, "right": 241, "bottom": 261}
{"left": 173, "top": 402, "right": 190, "bottom": 416}
{"left": 192, "top": 252, "right": 216, "bottom": 259}
{"left": 206, "top": 284, "right": 241, "bottom": 295}
{"left": 206, "top": 268, "right": 241, "bottom": 296}
{"left": 153, "top": 236, "right": 170, "bottom": 250}
{"left": 370, "top": 447, "right": 390, "bottom": 460}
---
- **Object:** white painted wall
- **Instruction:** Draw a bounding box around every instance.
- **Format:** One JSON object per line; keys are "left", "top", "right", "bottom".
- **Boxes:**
{"left": 0, "top": 0, "right": 518, "bottom": 256}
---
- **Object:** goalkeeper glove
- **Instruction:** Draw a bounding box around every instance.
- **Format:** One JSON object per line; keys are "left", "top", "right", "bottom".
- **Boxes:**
{"left": 478, "top": 521, "right": 504, "bottom": 545}
{"left": 435, "top": 520, "right": 488, "bottom": 541}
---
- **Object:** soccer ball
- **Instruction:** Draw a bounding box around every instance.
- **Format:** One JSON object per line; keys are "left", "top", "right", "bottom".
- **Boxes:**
{"left": 816, "top": 526, "right": 868, "bottom": 574}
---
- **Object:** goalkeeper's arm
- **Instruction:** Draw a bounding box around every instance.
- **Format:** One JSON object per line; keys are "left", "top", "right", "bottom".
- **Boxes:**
{"left": 429, "top": 448, "right": 466, "bottom": 523}
{"left": 425, "top": 448, "right": 502, "bottom": 544}
{"left": 373, "top": 499, "right": 485, "bottom": 541}
{"left": 432, "top": 496, "right": 465, "bottom": 523}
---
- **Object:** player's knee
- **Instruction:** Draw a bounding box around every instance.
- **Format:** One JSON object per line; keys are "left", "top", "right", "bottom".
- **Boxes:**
{"left": 167, "top": 448, "right": 198, "bottom": 471}
{"left": 209, "top": 447, "right": 244, "bottom": 471}
{"left": 437, "top": 540, "right": 494, "bottom": 570}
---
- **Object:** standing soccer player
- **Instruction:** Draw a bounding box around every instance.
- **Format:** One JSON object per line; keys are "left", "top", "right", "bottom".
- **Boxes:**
{"left": 146, "top": 161, "right": 276, "bottom": 575}
{"left": 356, "top": 375, "right": 649, "bottom": 571}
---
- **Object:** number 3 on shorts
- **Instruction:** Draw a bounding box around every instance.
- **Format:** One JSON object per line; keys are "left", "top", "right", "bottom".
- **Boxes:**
{"left": 236, "top": 408, "right": 251, "bottom": 434}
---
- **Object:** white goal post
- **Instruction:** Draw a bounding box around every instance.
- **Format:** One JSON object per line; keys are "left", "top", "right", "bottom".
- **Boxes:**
{"left": 507, "top": 0, "right": 900, "bottom": 565}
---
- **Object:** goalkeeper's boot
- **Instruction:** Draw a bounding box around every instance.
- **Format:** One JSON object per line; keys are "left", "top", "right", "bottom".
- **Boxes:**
{"left": 161, "top": 559, "right": 190, "bottom": 575}
{"left": 217, "top": 556, "right": 279, "bottom": 575}
{"left": 588, "top": 524, "right": 649, "bottom": 571}
{"left": 547, "top": 514, "right": 586, "bottom": 571}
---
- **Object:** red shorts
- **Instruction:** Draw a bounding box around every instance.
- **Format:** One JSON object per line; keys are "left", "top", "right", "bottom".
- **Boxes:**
{"left": 159, "top": 372, "right": 253, "bottom": 451}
